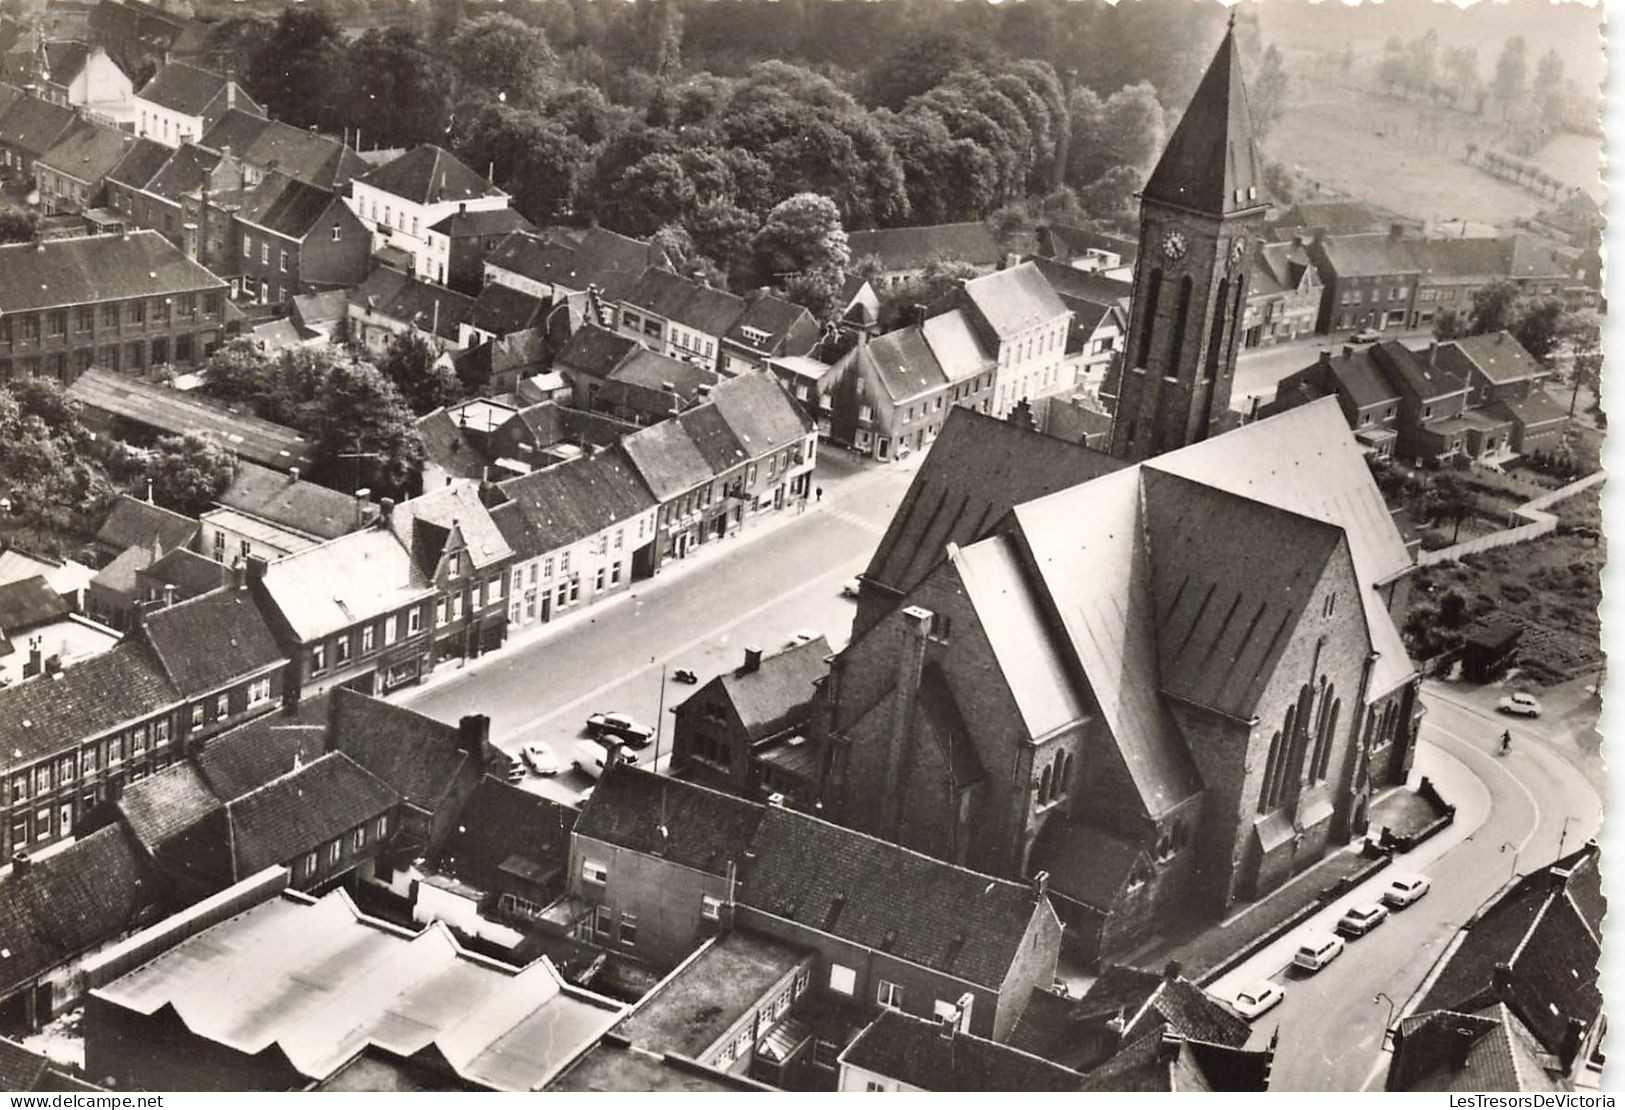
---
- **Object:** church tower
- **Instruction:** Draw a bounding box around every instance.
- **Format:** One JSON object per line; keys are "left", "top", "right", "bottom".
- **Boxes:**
{"left": 1109, "top": 20, "right": 1271, "bottom": 461}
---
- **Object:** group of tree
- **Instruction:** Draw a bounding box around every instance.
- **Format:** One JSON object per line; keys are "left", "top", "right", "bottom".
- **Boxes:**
{"left": 1374, "top": 32, "right": 1591, "bottom": 142}
{"left": 199, "top": 340, "right": 427, "bottom": 497}
{"left": 1433, "top": 279, "right": 1582, "bottom": 366}
{"left": 0, "top": 379, "right": 114, "bottom": 548}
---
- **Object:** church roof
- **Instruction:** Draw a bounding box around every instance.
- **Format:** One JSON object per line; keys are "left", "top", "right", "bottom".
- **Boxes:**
{"left": 1142, "top": 25, "right": 1266, "bottom": 217}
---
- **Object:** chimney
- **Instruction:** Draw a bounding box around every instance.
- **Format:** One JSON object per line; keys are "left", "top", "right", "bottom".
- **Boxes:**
{"left": 246, "top": 554, "right": 270, "bottom": 583}
{"left": 939, "top": 1013, "right": 957, "bottom": 1041}
{"left": 24, "top": 639, "right": 41, "bottom": 679}
{"left": 10, "top": 851, "right": 30, "bottom": 876}
{"left": 355, "top": 488, "right": 372, "bottom": 530}
{"left": 379, "top": 497, "right": 395, "bottom": 524}
{"left": 1158, "top": 1031, "right": 1184, "bottom": 1063}
{"left": 1342, "top": 345, "right": 1354, "bottom": 360}
{"left": 1163, "top": 959, "right": 1183, "bottom": 982}
{"left": 232, "top": 557, "right": 247, "bottom": 590}
{"left": 1318, "top": 349, "right": 1332, "bottom": 367}
{"left": 289, "top": 466, "right": 300, "bottom": 483}
{"left": 163, "top": 583, "right": 176, "bottom": 608}
{"left": 1450, "top": 1025, "right": 1476, "bottom": 1070}
{"left": 1560, "top": 1017, "right": 1587, "bottom": 1070}
{"left": 884, "top": 606, "right": 934, "bottom": 837}
{"left": 742, "top": 646, "right": 762, "bottom": 673}
{"left": 458, "top": 714, "right": 491, "bottom": 760}
{"left": 660, "top": 381, "right": 676, "bottom": 394}
{"left": 1389, "top": 222, "right": 1405, "bottom": 240}
{"left": 146, "top": 477, "right": 154, "bottom": 503}
{"left": 1031, "top": 870, "right": 1049, "bottom": 898}
{"left": 459, "top": 201, "right": 467, "bottom": 215}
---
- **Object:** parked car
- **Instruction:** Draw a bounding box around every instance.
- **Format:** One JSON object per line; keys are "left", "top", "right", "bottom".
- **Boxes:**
{"left": 573, "top": 739, "right": 637, "bottom": 780}
{"left": 586, "top": 711, "right": 655, "bottom": 749}
{"left": 671, "top": 668, "right": 698, "bottom": 684}
{"left": 1381, "top": 874, "right": 1432, "bottom": 909}
{"left": 841, "top": 578, "right": 861, "bottom": 599}
{"left": 522, "top": 743, "right": 560, "bottom": 776}
{"left": 1335, "top": 903, "right": 1390, "bottom": 939}
{"left": 1292, "top": 933, "right": 1346, "bottom": 973}
{"left": 786, "top": 630, "right": 818, "bottom": 647}
{"left": 1231, "top": 982, "right": 1285, "bottom": 1021}
{"left": 1497, "top": 691, "right": 1542, "bottom": 718}
{"left": 1351, "top": 327, "right": 1382, "bottom": 343}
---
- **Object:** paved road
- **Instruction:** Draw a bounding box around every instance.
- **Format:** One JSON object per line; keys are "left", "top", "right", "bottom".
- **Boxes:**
{"left": 396, "top": 447, "right": 919, "bottom": 805}
{"left": 1209, "top": 691, "right": 1603, "bottom": 1091}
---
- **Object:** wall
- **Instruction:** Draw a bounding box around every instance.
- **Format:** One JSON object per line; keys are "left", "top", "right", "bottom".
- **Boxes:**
{"left": 569, "top": 832, "right": 731, "bottom": 971}
{"left": 0, "top": 283, "right": 228, "bottom": 383}
{"left": 85, "top": 993, "right": 304, "bottom": 1091}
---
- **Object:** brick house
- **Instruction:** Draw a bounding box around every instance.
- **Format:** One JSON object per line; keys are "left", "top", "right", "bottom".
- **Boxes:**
{"left": 347, "top": 265, "right": 474, "bottom": 357}
{"left": 197, "top": 109, "right": 369, "bottom": 193}
{"left": 133, "top": 61, "right": 260, "bottom": 148}
{"left": 1262, "top": 345, "right": 1403, "bottom": 457}
{"left": 103, "top": 138, "right": 227, "bottom": 248}
{"left": 220, "top": 171, "right": 371, "bottom": 306}
{"left": 1243, "top": 239, "right": 1322, "bottom": 348}
{"left": 0, "top": 231, "right": 229, "bottom": 383}
{"left": 1368, "top": 340, "right": 1474, "bottom": 462}
{"left": 199, "top": 461, "right": 376, "bottom": 565}
{"left": 567, "top": 764, "right": 1062, "bottom": 1043}
{"left": 349, "top": 144, "right": 508, "bottom": 280}
{"left": 1307, "top": 229, "right": 1422, "bottom": 334}
{"left": 0, "top": 90, "right": 76, "bottom": 177}
{"left": 672, "top": 638, "right": 830, "bottom": 807}
{"left": 829, "top": 402, "right": 1422, "bottom": 965}
{"left": 422, "top": 205, "right": 535, "bottom": 294}
{"left": 250, "top": 527, "right": 440, "bottom": 701}
{"left": 719, "top": 291, "right": 821, "bottom": 377}
{"left": 617, "top": 267, "right": 748, "bottom": 373}
{"left": 1026, "top": 256, "right": 1129, "bottom": 398}
{"left": 387, "top": 480, "right": 514, "bottom": 665}
{"left": 34, "top": 118, "right": 137, "bottom": 214}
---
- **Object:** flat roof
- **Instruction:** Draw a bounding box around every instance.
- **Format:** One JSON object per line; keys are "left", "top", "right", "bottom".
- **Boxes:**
{"left": 549, "top": 1042, "right": 770, "bottom": 1092}
{"left": 92, "top": 889, "right": 622, "bottom": 1089}
{"left": 613, "top": 931, "right": 806, "bottom": 1059}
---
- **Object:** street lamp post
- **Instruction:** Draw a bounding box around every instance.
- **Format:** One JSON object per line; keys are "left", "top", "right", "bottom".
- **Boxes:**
{"left": 652, "top": 657, "right": 666, "bottom": 774}
{"left": 1374, "top": 992, "right": 1397, "bottom": 1051}
{"left": 1501, "top": 841, "right": 1520, "bottom": 879}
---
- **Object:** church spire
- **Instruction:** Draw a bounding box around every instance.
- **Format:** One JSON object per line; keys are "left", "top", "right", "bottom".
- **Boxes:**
{"left": 1141, "top": 21, "right": 1266, "bottom": 217}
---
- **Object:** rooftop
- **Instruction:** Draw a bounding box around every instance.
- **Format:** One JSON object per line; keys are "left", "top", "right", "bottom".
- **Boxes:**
{"left": 842, "top": 1008, "right": 1082, "bottom": 1091}
{"left": 961, "top": 261, "right": 1070, "bottom": 339}
{"left": 215, "top": 460, "right": 372, "bottom": 541}
{"left": 139, "top": 585, "right": 286, "bottom": 697}
{"left": 255, "top": 528, "right": 434, "bottom": 642}
{"left": 0, "top": 230, "right": 225, "bottom": 314}
{"left": 359, "top": 144, "right": 503, "bottom": 206}
{"left": 0, "top": 640, "right": 176, "bottom": 765}
{"left": 624, "top": 267, "right": 747, "bottom": 338}
{"left": 1142, "top": 26, "right": 1265, "bottom": 217}
{"left": 95, "top": 494, "right": 200, "bottom": 555}
{"left": 847, "top": 222, "right": 1003, "bottom": 272}
{"left": 134, "top": 61, "right": 251, "bottom": 117}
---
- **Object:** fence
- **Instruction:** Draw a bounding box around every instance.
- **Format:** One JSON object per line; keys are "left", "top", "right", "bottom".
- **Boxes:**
{"left": 1417, "top": 470, "right": 1605, "bottom": 566}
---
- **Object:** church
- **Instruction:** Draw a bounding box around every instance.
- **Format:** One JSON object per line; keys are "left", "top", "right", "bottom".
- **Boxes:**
{"left": 822, "top": 26, "right": 1425, "bottom": 964}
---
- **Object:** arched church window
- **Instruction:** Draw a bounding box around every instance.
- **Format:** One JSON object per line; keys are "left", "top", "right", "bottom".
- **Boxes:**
{"left": 1137, "top": 268, "right": 1162, "bottom": 366}
{"left": 1038, "top": 764, "right": 1052, "bottom": 804}
{"left": 1168, "top": 275, "right": 1195, "bottom": 375}
{"left": 1204, "top": 278, "right": 1229, "bottom": 382}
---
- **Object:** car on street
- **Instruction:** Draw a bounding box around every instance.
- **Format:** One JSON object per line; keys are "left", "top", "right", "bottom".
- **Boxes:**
{"left": 1497, "top": 691, "right": 1542, "bottom": 717}
{"left": 1231, "top": 982, "right": 1285, "bottom": 1021}
{"left": 573, "top": 739, "right": 637, "bottom": 780}
{"left": 586, "top": 711, "right": 655, "bottom": 748}
{"left": 786, "top": 630, "right": 818, "bottom": 647}
{"left": 522, "top": 743, "right": 560, "bottom": 776}
{"left": 1351, "top": 327, "right": 1382, "bottom": 343}
{"left": 1292, "top": 932, "right": 1346, "bottom": 973}
{"left": 1380, "top": 874, "right": 1432, "bottom": 909}
{"left": 841, "top": 578, "right": 861, "bottom": 598}
{"left": 1335, "top": 902, "right": 1390, "bottom": 939}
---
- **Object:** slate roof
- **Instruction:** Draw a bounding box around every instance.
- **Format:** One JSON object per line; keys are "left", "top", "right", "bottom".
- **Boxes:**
{"left": 696, "top": 636, "right": 829, "bottom": 743}
{"left": 0, "top": 91, "right": 75, "bottom": 158}
{"left": 858, "top": 326, "right": 946, "bottom": 403}
{"left": 620, "top": 417, "right": 714, "bottom": 500}
{"left": 1076, "top": 1031, "right": 1270, "bottom": 1092}
{"left": 0, "top": 640, "right": 177, "bottom": 764}
{"left": 1493, "top": 391, "right": 1569, "bottom": 429}
{"left": 226, "top": 751, "right": 399, "bottom": 875}
{"left": 709, "top": 371, "right": 813, "bottom": 453}
{"left": 468, "top": 281, "right": 549, "bottom": 336}
{"left": 0, "top": 825, "right": 158, "bottom": 997}
{"left": 492, "top": 447, "right": 655, "bottom": 559}
{"left": 919, "top": 309, "right": 994, "bottom": 380}
{"left": 140, "top": 586, "right": 286, "bottom": 696}
{"left": 1369, "top": 341, "right": 1467, "bottom": 402}
{"left": 741, "top": 803, "right": 1051, "bottom": 990}
{"left": 0, "top": 1037, "right": 49, "bottom": 1092}
{"left": 391, "top": 479, "right": 513, "bottom": 572}
{"left": 1392, "top": 1005, "right": 1558, "bottom": 1092}
{"left": 414, "top": 408, "right": 490, "bottom": 483}
{"left": 115, "top": 761, "right": 222, "bottom": 855}
{"left": 1143, "top": 27, "right": 1264, "bottom": 216}
{"left": 138, "top": 546, "right": 231, "bottom": 599}
{"left": 841, "top": 1009, "right": 1082, "bottom": 1091}
{"left": 194, "top": 709, "right": 326, "bottom": 800}
{"left": 139, "top": 140, "right": 219, "bottom": 201}
{"left": 1273, "top": 200, "right": 1386, "bottom": 235}
{"left": 0, "top": 229, "right": 223, "bottom": 313}
{"left": 1028, "top": 820, "right": 1147, "bottom": 915}
{"left": 349, "top": 266, "right": 473, "bottom": 343}
{"left": 216, "top": 461, "right": 369, "bottom": 541}
{"left": 677, "top": 404, "right": 746, "bottom": 474}
{"left": 624, "top": 267, "right": 746, "bottom": 337}
{"left": 846, "top": 222, "right": 1002, "bottom": 272}
{"left": 232, "top": 171, "right": 337, "bottom": 240}
{"left": 38, "top": 118, "right": 133, "bottom": 184}
{"left": 725, "top": 293, "right": 819, "bottom": 357}
{"left": 575, "top": 763, "right": 767, "bottom": 877}
{"left": 256, "top": 528, "right": 434, "bottom": 642}
{"left": 1026, "top": 255, "right": 1134, "bottom": 310}
{"left": 961, "top": 262, "right": 1070, "bottom": 339}
{"left": 360, "top": 144, "right": 502, "bottom": 205}
{"left": 1316, "top": 346, "right": 1401, "bottom": 410}
{"left": 428, "top": 206, "right": 533, "bottom": 239}
{"left": 198, "top": 110, "right": 367, "bottom": 192}
{"left": 69, "top": 369, "right": 314, "bottom": 472}
{"left": 607, "top": 347, "right": 716, "bottom": 402}
{"left": 134, "top": 61, "right": 234, "bottom": 116}
{"left": 41, "top": 41, "right": 90, "bottom": 85}
{"left": 431, "top": 776, "right": 577, "bottom": 891}
{"left": 0, "top": 576, "right": 69, "bottom": 632}
{"left": 555, "top": 323, "right": 639, "bottom": 378}
{"left": 1439, "top": 332, "right": 1544, "bottom": 386}
{"left": 1313, "top": 234, "right": 1426, "bottom": 279}
{"left": 89, "top": 542, "right": 154, "bottom": 598}
{"left": 862, "top": 406, "right": 1123, "bottom": 600}
{"left": 485, "top": 228, "right": 665, "bottom": 302}
{"left": 95, "top": 495, "right": 200, "bottom": 555}
{"left": 327, "top": 687, "right": 468, "bottom": 814}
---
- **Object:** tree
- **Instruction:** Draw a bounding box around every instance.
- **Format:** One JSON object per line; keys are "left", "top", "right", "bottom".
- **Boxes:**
{"left": 449, "top": 14, "right": 557, "bottom": 110}
{"left": 751, "top": 192, "right": 849, "bottom": 320}
{"left": 1249, "top": 45, "right": 1289, "bottom": 141}
{"left": 639, "top": 0, "right": 683, "bottom": 79}
{"left": 1066, "top": 83, "right": 1164, "bottom": 193}
{"left": 345, "top": 27, "right": 454, "bottom": 149}
{"left": 1444, "top": 45, "right": 1481, "bottom": 111}
{"left": 1467, "top": 279, "right": 1520, "bottom": 336}
{"left": 244, "top": 7, "right": 345, "bottom": 129}
{"left": 0, "top": 210, "right": 37, "bottom": 244}
{"left": 686, "top": 199, "right": 759, "bottom": 285}
{"left": 865, "top": 28, "right": 992, "bottom": 110}
{"left": 1433, "top": 307, "right": 1464, "bottom": 341}
{"left": 378, "top": 330, "right": 462, "bottom": 415}
{"left": 1405, "top": 29, "right": 1440, "bottom": 99}
{"left": 1491, "top": 37, "right": 1527, "bottom": 120}
{"left": 1430, "top": 474, "right": 1476, "bottom": 544}
{"left": 1511, "top": 298, "right": 1565, "bottom": 364}
{"left": 452, "top": 102, "right": 586, "bottom": 222}
{"left": 604, "top": 152, "right": 695, "bottom": 236}
{"left": 145, "top": 433, "right": 238, "bottom": 517}
{"left": 651, "top": 223, "right": 728, "bottom": 288}
{"left": 310, "top": 357, "right": 424, "bottom": 498}
{"left": 1562, "top": 314, "right": 1602, "bottom": 417}
{"left": 0, "top": 379, "right": 113, "bottom": 545}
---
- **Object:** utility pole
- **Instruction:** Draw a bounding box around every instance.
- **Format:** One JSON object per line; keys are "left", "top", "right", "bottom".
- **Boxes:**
{"left": 336, "top": 446, "right": 382, "bottom": 497}
{"left": 652, "top": 656, "right": 667, "bottom": 775}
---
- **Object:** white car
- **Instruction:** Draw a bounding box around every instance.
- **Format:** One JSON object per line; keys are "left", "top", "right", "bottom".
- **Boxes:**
{"left": 1335, "top": 902, "right": 1390, "bottom": 939}
{"left": 522, "top": 743, "right": 560, "bottom": 776}
{"left": 840, "top": 578, "right": 861, "bottom": 599}
{"left": 1292, "top": 932, "right": 1345, "bottom": 973}
{"left": 1231, "top": 982, "right": 1285, "bottom": 1021}
{"left": 1497, "top": 692, "right": 1542, "bottom": 718}
{"left": 573, "top": 739, "right": 637, "bottom": 780}
{"left": 1381, "top": 874, "right": 1432, "bottom": 909}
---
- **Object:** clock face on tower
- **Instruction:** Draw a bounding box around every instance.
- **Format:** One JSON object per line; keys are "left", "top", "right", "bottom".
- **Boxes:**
{"left": 1160, "top": 229, "right": 1188, "bottom": 261}
{"left": 1228, "top": 236, "right": 1248, "bottom": 270}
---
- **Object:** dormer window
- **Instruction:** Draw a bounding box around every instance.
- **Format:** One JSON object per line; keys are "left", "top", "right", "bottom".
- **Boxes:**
{"left": 741, "top": 325, "right": 771, "bottom": 347}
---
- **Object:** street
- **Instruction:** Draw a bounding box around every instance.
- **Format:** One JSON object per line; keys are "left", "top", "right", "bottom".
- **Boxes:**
{"left": 1208, "top": 689, "right": 1603, "bottom": 1091}
{"left": 397, "top": 446, "right": 918, "bottom": 805}
{"left": 1231, "top": 327, "right": 1441, "bottom": 412}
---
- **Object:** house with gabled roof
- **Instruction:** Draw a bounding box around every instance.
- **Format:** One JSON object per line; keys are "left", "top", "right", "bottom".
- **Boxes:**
{"left": 34, "top": 117, "right": 138, "bottom": 214}
{"left": 953, "top": 261, "right": 1072, "bottom": 418}
{"left": 720, "top": 290, "right": 821, "bottom": 377}
{"left": 347, "top": 265, "right": 475, "bottom": 355}
{"left": 423, "top": 204, "right": 535, "bottom": 294}
{"left": 616, "top": 267, "right": 748, "bottom": 373}
{"left": 847, "top": 222, "right": 1005, "bottom": 289}
{"left": 133, "top": 61, "right": 259, "bottom": 148}
{"left": 827, "top": 399, "right": 1423, "bottom": 963}
{"left": 483, "top": 226, "right": 668, "bottom": 304}
{"left": 350, "top": 144, "right": 508, "bottom": 282}
{"left": 217, "top": 170, "right": 370, "bottom": 306}
{"left": 199, "top": 460, "right": 375, "bottom": 564}
{"left": 197, "top": 109, "right": 367, "bottom": 193}
{"left": 1242, "top": 239, "right": 1322, "bottom": 348}
{"left": 0, "top": 88, "right": 74, "bottom": 176}
{"left": 387, "top": 480, "right": 514, "bottom": 666}
{"left": 8, "top": 40, "right": 132, "bottom": 124}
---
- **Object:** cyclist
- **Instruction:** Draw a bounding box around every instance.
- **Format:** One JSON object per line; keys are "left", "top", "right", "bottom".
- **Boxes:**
{"left": 1499, "top": 730, "right": 1512, "bottom": 755}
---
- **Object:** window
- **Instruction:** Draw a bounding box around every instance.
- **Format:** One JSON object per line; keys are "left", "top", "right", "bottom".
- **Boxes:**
{"left": 242, "top": 231, "right": 251, "bottom": 256}
{"left": 619, "top": 912, "right": 638, "bottom": 946}
{"left": 610, "top": 562, "right": 621, "bottom": 586}
{"left": 594, "top": 567, "right": 605, "bottom": 591}
{"left": 34, "top": 808, "right": 51, "bottom": 841}
{"left": 375, "top": 815, "right": 388, "bottom": 838}
{"left": 280, "top": 249, "right": 288, "bottom": 273}
{"left": 75, "top": 307, "right": 92, "bottom": 333}
{"left": 384, "top": 616, "right": 398, "bottom": 646}
{"left": 829, "top": 964, "right": 856, "bottom": 996}
{"left": 58, "top": 756, "right": 74, "bottom": 785}
{"left": 408, "top": 607, "right": 423, "bottom": 635}
{"left": 304, "top": 851, "right": 318, "bottom": 877}
{"left": 331, "top": 224, "right": 342, "bottom": 242}
{"left": 153, "top": 719, "right": 170, "bottom": 747}
{"left": 248, "top": 677, "right": 271, "bottom": 706}
{"left": 260, "top": 242, "right": 269, "bottom": 265}
{"left": 352, "top": 826, "right": 366, "bottom": 851}
{"left": 877, "top": 980, "right": 904, "bottom": 1008}
{"left": 215, "top": 693, "right": 229, "bottom": 719}
{"left": 328, "top": 839, "right": 342, "bottom": 864}
{"left": 34, "top": 765, "right": 51, "bottom": 794}
{"left": 866, "top": 1081, "right": 886, "bottom": 1092}
{"left": 701, "top": 894, "right": 723, "bottom": 920}
{"left": 107, "top": 736, "right": 123, "bottom": 764}
{"left": 436, "top": 597, "right": 448, "bottom": 626}
{"left": 310, "top": 644, "right": 327, "bottom": 675}
{"left": 130, "top": 728, "right": 146, "bottom": 756}
{"left": 10, "top": 818, "right": 27, "bottom": 848}
{"left": 361, "top": 625, "right": 376, "bottom": 654}
{"left": 58, "top": 804, "right": 72, "bottom": 836}
{"left": 582, "top": 859, "right": 608, "bottom": 884}
{"left": 80, "top": 748, "right": 97, "bottom": 776}
{"left": 594, "top": 906, "right": 613, "bottom": 935}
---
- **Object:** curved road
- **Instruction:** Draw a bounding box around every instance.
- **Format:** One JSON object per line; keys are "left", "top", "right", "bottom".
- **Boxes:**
{"left": 1210, "top": 691, "right": 1603, "bottom": 1091}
